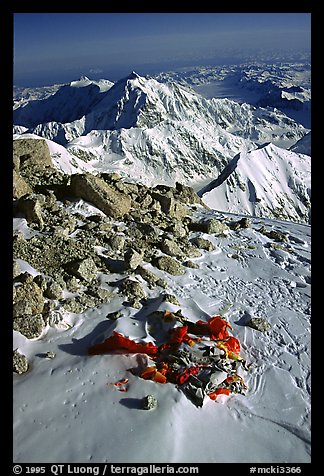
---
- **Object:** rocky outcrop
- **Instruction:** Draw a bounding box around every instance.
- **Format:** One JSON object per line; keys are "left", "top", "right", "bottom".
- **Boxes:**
{"left": 70, "top": 173, "right": 132, "bottom": 218}
{"left": 197, "top": 218, "right": 231, "bottom": 236}
{"left": 64, "top": 257, "right": 98, "bottom": 282}
{"left": 13, "top": 314, "right": 45, "bottom": 339}
{"left": 14, "top": 194, "right": 45, "bottom": 228}
{"left": 13, "top": 350, "right": 29, "bottom": 374}
{"left": 13, "top": 277, "right": 45, "bottom": 318}
{"left": 13, "top": 138, "right": 53, "bottom": 172}
{"left": 154, "top": 255, "right": 185, "bottom": 276}
{"left": 12, "top": 161, "right": 221, "bottom": 341}
{"left": 13, "top": 170, "right": 33, "bottom": 199}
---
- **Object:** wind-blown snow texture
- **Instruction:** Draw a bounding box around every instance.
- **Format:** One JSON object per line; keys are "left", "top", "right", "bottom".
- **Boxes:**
{"left": 13, "top": 62, "right": 311, "bottom": 464}
{"left": 13, "top": 206, "right": 311, "bottom": 463}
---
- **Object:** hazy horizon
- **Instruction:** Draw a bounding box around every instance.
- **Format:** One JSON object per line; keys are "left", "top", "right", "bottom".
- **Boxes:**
{"left": 14, "top": 13, "right": 311, "bottom": 88}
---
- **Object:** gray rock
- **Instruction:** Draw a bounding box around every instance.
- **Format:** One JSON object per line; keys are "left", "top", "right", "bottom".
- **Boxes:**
{"left": 152, "top": 193, "right": 188, "bottom": 220}
{"left": 33, "top": 274, "right": 49, "bottom": 292}
{"left": 115, "top": 180, "right": 139, "bottom": 196}
{"left": 86, "top": 286, "right": 113, "bottom": 302}
{"left": 204, "top": 218, "right": 230, "bottom": 236}
{"left": 44, "top": 281, "right": 64, "bottom": 300}
{"left": 167, "top": 221, "right": 188, "bottom": 238}
{"left": 15, "top": 194, "right": 44, "bottom": 228}
{"left": 139, "top": 193, "right": 153, "bottom": 208}
{"left": 136, "top": 266, "right": 160, "bottom": 287}
{"left": 13, "top": 281, "right": 45, "bottom": 318}
{"left": 108, "top": 234, "right": 126, "bottom": 252}
{"left": 13, "top": 260, "right": 21, "bottom": 279}
{"left": 98, "top": 222, "right": 113, "bottom": 233}
{"left": 230, "top": 217, "right": 251, "bottom": 231}
{"left": 65, "top": 257, "right": 98, "bottom": 282}
{"left": 106, "top": 311, "right": 122, "bottom": 320}
{"left": 63, "top": 294, "right": 98, "bottom": 313}
{"left": 183, "top": 260, "right": 200, "bottom": 269}
{"left": 182, "top": 244, "right": 202, "bottom": 258}
{"left": 154, "top": 255, "right": 185, "bottom": 276}
{"left": 13, "top": 314, "right": 45, "bottom": 339}
{"left": 142, "top": 394, "right": 158, "bottom": 410}
{"left": 13, "top": 350, "right": 29, "bottom": 374}
{"left": 13, "top": 170, "right": 33, "bottom": 199}
{"left": 247, "top": 317, "right": 272, "bottom": 332}
{"left": 120, "top": 278, "right": 146, "bottom": 302}
{"left": 267, "top": 230, "right": 289, "bottom": 243}
{"left": 175, "top": 182, "right": 206, "bottom": 206}
{"left": 160, "top": 238, "right": 183, "bottom": 258}
{"left": 192, "top": 237, "right": 215, "bottom": 251}
{"left": 70, "top": 173, "right": 131, "bottom": 218}
{"left": 65, "top": 276, "right": 81, "bottom": 292}
{"left": 124, "top": 248, "right": 144, "bottom": 270}
{"left": 162, "top": 293, "right": 180, "bottom": 306}
{"left": 13, "top": 138, "right": 53, "bottom": 173}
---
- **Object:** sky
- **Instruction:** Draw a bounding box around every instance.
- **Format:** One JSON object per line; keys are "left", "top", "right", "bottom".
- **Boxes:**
{"left": 13, "top": 13, "right": 311, "bottom": 87}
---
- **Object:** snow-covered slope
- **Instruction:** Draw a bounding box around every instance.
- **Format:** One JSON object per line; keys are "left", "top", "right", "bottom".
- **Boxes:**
{"left": 13, "top": 77, "right": 114, "bottom": 129}
{"left": 200, "top": 143, "right": 311, "bottom": 224}
{"left": 157, "top": 62, "right": 311, "bottom": 128}
{"left": 13, "top": 198, "right": 311, "bottom": 464}
{"left": 13, "top": 71, "right": 311, "bottom": 224}
{"left": 290, "top": 131, "right": 311, "bottom": 155}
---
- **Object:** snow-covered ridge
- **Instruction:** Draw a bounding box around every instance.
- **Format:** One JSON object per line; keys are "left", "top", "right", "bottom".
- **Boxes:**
{"left": 13, "top": 70, "right": 311, "bottom": 224}
{"left": 156, "top": 62, "right": 311, "bottom": 128}
{"left": 200, "top": 143, "right": 311, "bottom": 223}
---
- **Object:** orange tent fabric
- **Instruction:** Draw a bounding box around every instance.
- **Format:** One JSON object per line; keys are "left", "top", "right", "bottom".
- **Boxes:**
{"left": 88, "top": 331, "right": 158, "bottom": 356}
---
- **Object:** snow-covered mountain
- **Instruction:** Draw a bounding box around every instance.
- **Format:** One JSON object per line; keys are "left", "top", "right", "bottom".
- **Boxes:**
{"left": 13, "top": 71, "right": 311, "bottom": 224}
{"left": 157, "top": 62, "right": 311, "bottom": 128}
{"left": 13, "top": 145, "right": 311, "bottom": 462}
{"left": 199, "top": 143, "right": 311, "bottom": 223}
{"left": 12, "top": 66, "right": 312, "bottom": 463}
{"left": 13, "top": 76, "right": 114, "bottom": 128}
{"left": 290, "top": 131, "right": 311, "bottom": 155}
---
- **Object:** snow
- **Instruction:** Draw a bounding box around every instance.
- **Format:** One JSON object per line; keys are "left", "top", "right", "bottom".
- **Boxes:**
{"left": 200, "top": 143, "right": 311, "bottom": 223}
{"left": 13, "top": 203, "right": 311, "bottom": 463}
{"left": 13, "top": 64, "right": 311, "bottom": 464}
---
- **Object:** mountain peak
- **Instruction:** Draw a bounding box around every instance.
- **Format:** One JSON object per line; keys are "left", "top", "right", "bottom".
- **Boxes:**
{"left": 119, "top": 71, "right": 142, "bottom": 82}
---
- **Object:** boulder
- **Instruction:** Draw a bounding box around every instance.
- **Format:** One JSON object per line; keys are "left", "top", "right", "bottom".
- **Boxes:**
{"left": 160, "top": 238, "right": 183, "bottom": 259}
{"left": 70, "top": 173, "right": 131, "bottom": 218}
{"left": 13, "top": 170, "right": 33, "bottom": 199}
{"left": 13, "top": 314, "right": 45, "bottom": 339}
{"left": 13, "top": 260, "right": 21, "bottom": 279}
{"left": 14, "top": 194, "right": 44, "bottom": 228}
{"left": 120, "top": 278, "right": 146, "bottom": 301}
{"left": 120, "top": 278, "right": 146, "bottom": 307}
{"left": 124, "top": 248, "right": 144, "bottom": 270}
{"left": 13, "top": 350, "right": 29, "bottom": 374}
{"left": 44, "top": 280, "right": 64, "bottom": 300}
{"left": 13, "top": 138, "right": 53, "bottom": 172}
{"left": 152, "top": 193, "right": 188, "bottom": 220}
{"left": 175, "top": 182, "right": 206, "bottom": 206}
{"left": 247, "top": 317, "right": 272, "bottom": 332}
{"left": 229, "top": 217, "right": 251, "bottom": 231}
{"left": 142, "top": 394, "right": 158, "bottom": 410}
{"left": 13, "top": 280, "right": 45, "bottom": 318}
{"left": 183, "top": 260, "right": 200, "bottom": 269}
{"left": 154, "top": 256, "right": 185, "bottom": 276}
{"left": 192, "top": 237, "right": 215, "bottom": 251}
{"left": 204, "top": 218, "right": 230, "bottom": 236}
{"left": 136, "top": 265, "right": 165, "bottom": 288}
{"left": 108, "top": 234, "right": 126, "bottom": 252}
{"left": 65, "top": 257, "right": 98, "bottom": 282}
